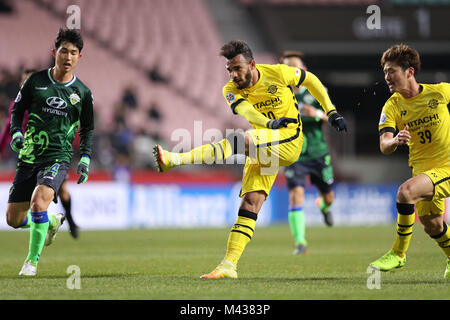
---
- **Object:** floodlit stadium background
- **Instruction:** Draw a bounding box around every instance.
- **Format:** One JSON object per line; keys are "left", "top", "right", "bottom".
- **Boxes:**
{"left": 0, "top": 0, "right": 449, "bottom": 230}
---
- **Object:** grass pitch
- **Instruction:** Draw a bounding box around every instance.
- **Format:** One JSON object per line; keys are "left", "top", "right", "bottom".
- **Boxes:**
{"left": 0, "top": 224, "right": 448, "bottom": 300}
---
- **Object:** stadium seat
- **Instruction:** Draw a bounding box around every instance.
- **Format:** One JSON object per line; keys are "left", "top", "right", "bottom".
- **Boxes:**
{"left": 0, "top": 0, "right": 270, "bottom": 147}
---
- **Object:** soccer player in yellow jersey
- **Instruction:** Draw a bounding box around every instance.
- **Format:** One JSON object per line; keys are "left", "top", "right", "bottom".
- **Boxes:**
{"left": 154, "top": 40, "right": 347, "bottom": 279}
{"left": 369, "top": 44, "right": 450, "bottom": 279}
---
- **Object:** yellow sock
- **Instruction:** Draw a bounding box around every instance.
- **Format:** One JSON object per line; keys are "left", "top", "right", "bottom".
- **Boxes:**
{"left": 224, "top": 210, "right": 257, "bottom": 266}
{"left": 176, "top": 139, "right": 232, "bottom": 165}
{"left": 392, "top": 203, "right": 415, "bottom": 258}
{"left": 430, "top": 222, "right": 450, "bottom": 258}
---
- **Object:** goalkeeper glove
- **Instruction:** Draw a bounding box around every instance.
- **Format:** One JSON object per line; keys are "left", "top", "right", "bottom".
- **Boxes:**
{"left": 328, "top": 111, "right": 347, "bottom": 132}
{"left": 267, "top": 117, "right": 298, "bottom": 129}
{"left": 10, "top": 130, "right": 24, "bottom": 153}
{"left": 77, "top": 154, "right": 90, "bottom": 184}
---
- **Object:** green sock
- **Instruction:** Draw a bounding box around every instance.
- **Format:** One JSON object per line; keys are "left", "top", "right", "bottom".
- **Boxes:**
{"left": 319, "top": 198, "right": 331, "bottom": 213}
{"left": 26, "top": 211, "right": 50, "bottom": 264}
{"left": 288, "top": 207, "right": 306, "bottom": 245}
{"left": 48, "top": 214, "right": 56, "bottom": 228}
{"left": 19, "top": 210, "right": 32, "bottom": 229}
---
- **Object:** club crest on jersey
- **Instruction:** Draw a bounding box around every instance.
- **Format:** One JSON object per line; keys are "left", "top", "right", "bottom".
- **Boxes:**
{"left": 226, "top": 92, "right": 236, "bottom": 104}
{"left": 428, "top": 99, "right": 439, "bottom": 109}
{"left": 267, "top": 85, "right": 278, "bottom": 94}
{"left": 69, "top": 92, "right": 81, "bottom": 105}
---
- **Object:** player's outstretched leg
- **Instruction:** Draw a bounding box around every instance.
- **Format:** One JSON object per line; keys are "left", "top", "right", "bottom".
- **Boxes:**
{"left": 153, "top": 135, "right": 241, "bottom": 173}
{"left": 315, "top": 197, "right": 333, "bottom": 227}
{"left": 45, "top": 213, "right": 65, "bottom": 246}
{"left": 369, "top": 249, "right": 406, "bottom": 271}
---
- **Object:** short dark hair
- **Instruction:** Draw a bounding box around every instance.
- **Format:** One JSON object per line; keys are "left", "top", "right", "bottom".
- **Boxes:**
{"left": 220, "top": 40, "right": 253, "bottom": 61}
{"left": 54, "top": 28, "right": 84, "bottom": 53}
{"left": 279, "top": 50, "right": 305, "bottom": 64}
{"left": 381, "top": 44, "right": 421, "bottom": 74}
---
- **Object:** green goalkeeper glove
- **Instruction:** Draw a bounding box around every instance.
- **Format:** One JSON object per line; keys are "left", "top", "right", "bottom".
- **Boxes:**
{"left": 10, "top": 130, "right": 24, "bottom": 153}
{"left": 77, "top": 154, "right": 90, "bottom": 184}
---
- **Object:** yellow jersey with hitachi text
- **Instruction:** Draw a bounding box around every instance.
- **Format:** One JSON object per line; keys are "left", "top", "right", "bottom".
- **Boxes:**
{"left": 223, "top": 64, "right": 304, "bottom": 129}
{"left": 378, "top": 82, "right": 450, "bottom": 172}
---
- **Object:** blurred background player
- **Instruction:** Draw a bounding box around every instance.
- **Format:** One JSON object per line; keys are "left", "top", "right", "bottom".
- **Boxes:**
{"left": 6, "top": 28, "right": 94, "bottom": 276}
{"left": 280, "top": 51, "right": 335, "bottom": 255}
{"left": 154, "top": 40, "right": 347, "bottom": 279}
{"left": 369, "top": 44, "right": 450, "bottom": 278}
{"left": 0, "top": 69, "right": 80, "bottom": 239}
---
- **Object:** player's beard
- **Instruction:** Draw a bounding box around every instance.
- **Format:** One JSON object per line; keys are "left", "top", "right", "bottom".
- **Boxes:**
{"left": 236, "top": 68, "right": 252, "bottom": 89}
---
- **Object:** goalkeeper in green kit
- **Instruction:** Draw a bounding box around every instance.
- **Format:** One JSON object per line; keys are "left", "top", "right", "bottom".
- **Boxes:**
{"left": 6, "top": 28, "right": 94, "bottom": 276}
{"left": 280, "top": 51, "right": 336, "bottom": 255}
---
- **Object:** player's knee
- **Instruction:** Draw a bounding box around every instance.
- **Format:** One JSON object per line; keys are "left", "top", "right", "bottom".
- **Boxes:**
{"left": 30, "top": 185, "right": 54, "bottom": 212}
{"left": 226, "top": 132, "right": 246, "bottom": 155}
{"left": 396, "top": 183, "right": 414, "bottom": 203}
{"left": 241, "top": 191, "right": 266, "bottom": 213}
{"left": 30, "top": 195, "right": 51, "bottom": 212}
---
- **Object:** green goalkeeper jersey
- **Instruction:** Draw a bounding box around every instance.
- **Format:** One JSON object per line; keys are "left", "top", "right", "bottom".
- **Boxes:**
{"left": 11, "top": 68, "right": 94, "bottom": 164}
{"left": 296, "top": 86, "right": 329, "bottom": 162}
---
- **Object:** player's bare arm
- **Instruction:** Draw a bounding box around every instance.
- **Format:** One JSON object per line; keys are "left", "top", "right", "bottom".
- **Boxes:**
{"left": 380, "top": 126, "right": 410, "bottom": 155}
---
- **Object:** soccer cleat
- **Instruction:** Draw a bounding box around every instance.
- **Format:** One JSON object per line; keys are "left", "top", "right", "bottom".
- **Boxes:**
{"left": 45, "top": 213, "right": 65, "bottom": 246}
{"left": 200, "top": 260, "right": 238, "bottom": 279}
{"left": 445, "top": 258, "right": 450, "bottom": 279}
{"left": 19, "top": 260, "right": 37, "bottom": 276}
{"left": 369, "top": 249, "right": 406, "bottom": 272}
{"left": 68, "top": 221, "right": 80, "bottom": 239}
{"left": 315, "top": 197, "right": 333, "bottom": 227}
{"left": 153, "top": 144, "right": 176, "bottom": 173}
{"left": 293, "top": 243, "right": 308, "bottom": 255}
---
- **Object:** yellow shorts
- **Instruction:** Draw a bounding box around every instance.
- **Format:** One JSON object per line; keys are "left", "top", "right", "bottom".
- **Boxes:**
{"left": 414, "top": 166, "right": 450, "bottom": 216}
{"left": 240, "top": 127, "right": 302, "bottom": 198}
